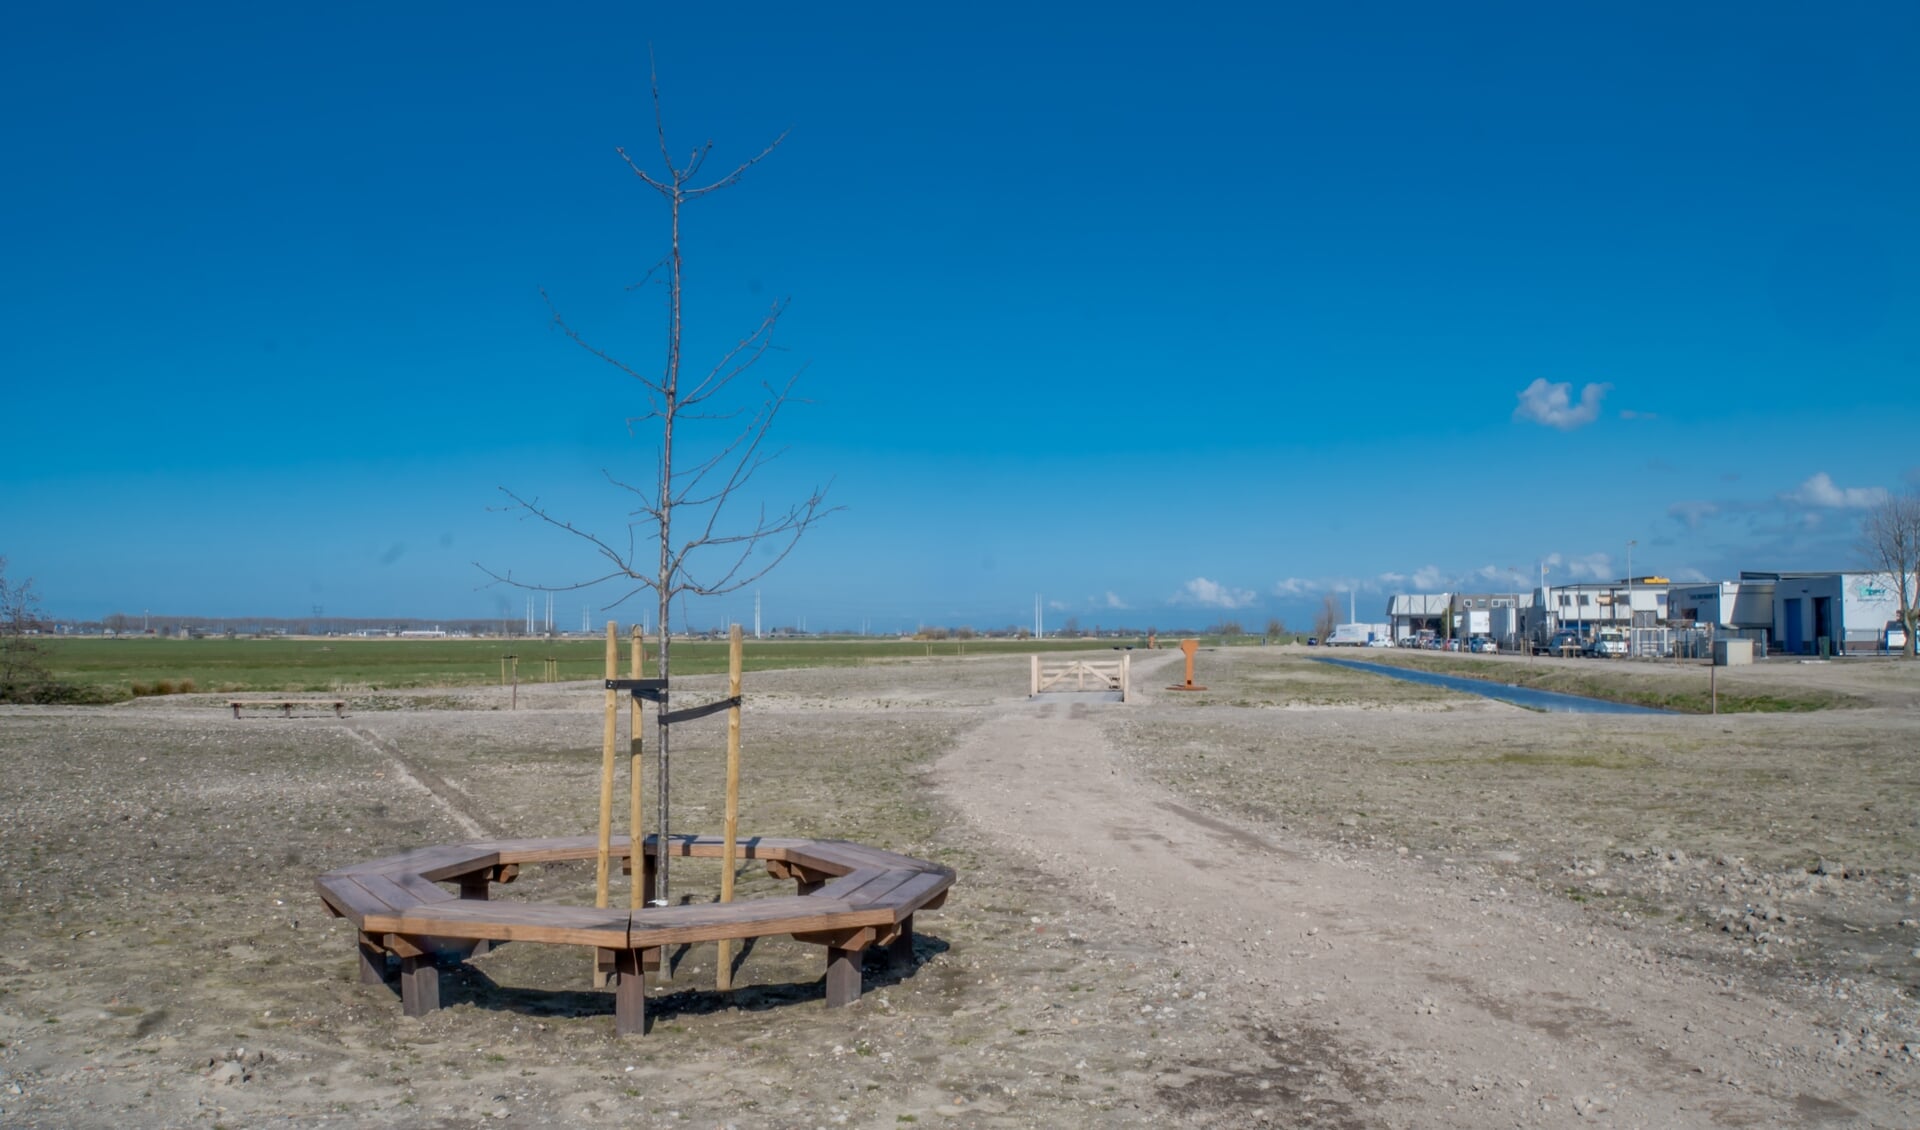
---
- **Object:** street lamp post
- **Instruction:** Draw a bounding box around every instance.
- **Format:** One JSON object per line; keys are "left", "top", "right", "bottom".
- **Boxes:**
{"left": 1626, "top": 539, "right": 1636, "bottom": 655}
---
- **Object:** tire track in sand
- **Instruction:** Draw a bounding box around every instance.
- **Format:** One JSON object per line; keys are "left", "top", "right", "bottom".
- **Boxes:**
{"left": 932, "top": 653, "right": 1898, "bottom": 1127}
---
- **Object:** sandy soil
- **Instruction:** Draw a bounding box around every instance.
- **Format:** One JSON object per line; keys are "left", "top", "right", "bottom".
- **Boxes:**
{"left": 0, "top": 647, "right": 1915, "bottom": 1127}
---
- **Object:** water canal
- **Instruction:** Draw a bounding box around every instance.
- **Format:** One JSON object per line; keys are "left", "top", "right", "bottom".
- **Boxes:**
{"left": 1312, "top": 656, "right": 1675, "bottom": 715}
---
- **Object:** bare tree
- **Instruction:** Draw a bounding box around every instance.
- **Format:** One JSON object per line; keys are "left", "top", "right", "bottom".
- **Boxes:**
{"left": 481, "top": 65, "right": 835, "bottom": 903}
{"left": 1313, "top": 595, "right": 1338, "bottom": 641}
{"left": 0, "top": 557, "right": 51, "bottom": 702}
{"left": 1860, "top": 489, "right": 1920, "bottom": 658}
{"left": 1264, "top": 616, "right": 1286, "bottom": 641}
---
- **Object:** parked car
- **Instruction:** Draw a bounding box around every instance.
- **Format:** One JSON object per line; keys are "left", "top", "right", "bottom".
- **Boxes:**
{"left": 1586, "top": 628, "right": 1629, "bottom": 658}
{"left": 1468, "top": 636, "right": 1498, "bottom": 654}
{"left": 1544, "top": 630, "right": 1585, "bottom": 656}
{"left": 1306, "top": 636, "right": 1319, "bottom": 647}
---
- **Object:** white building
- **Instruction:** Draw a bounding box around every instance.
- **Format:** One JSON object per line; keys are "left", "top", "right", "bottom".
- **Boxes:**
{"left": 1386, "top": 594, "right": 1452, "bottom": 642}
{"left": 1386, "top": 592, "right": 1528, "bottom": 643}
{"left": 1531, "top": 580, "right": 1667, "bottom": 640}
{"left": 1741, "top": 571, "right": 1911, "bottom": 655}
{"left": 1665, "top": 580, "right": 1775, "bottom": 630}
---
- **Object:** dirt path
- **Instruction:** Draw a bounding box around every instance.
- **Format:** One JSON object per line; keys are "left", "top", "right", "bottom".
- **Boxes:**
{"left": 934, "top": 653, "right": 1907, "bottom": 1127}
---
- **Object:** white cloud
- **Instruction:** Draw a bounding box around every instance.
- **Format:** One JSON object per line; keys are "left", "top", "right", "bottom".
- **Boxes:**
{"left": 1411, "top": 565, "right": 1443, "bottom": 590}
{"left": 1782, "top": 472, "right": 1887, "bottom": 510}
{"left": 1271, "top": 577, "right": 1311, "bottom": 597}
{"left": 1561, "top": 552, "right": 1614, "bottom": 581}
{"left": 1514, "top": 379, "right": 1611, "bottom": 430}
{"left": 1669, "top": 566, "right": 1710, "bottom": 583}
{"left": 1172, "top": 577, "right": 1256, "bottom": 609}
{"left": 1100, "top": 591, "right": 1129, "bottom": 610}
{"left": 1668, "top": 500, "right": 1719, "bottom": 531}
{"left": 1047, "top": 599, "right": 1069, "bottom": 612}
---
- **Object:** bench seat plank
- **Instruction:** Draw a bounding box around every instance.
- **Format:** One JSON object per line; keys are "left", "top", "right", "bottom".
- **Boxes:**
{"left": 829, "top": 868, "right": 931, "bottom": 910}
{"left": 392, "top": 902, "right": 631, "bottom": 947}
{"left": 866, "top": 870, "right": 954, "bottom": 921}
{"left": 314, "top": 874, "right": 403, "bottom": 929}
{"left": 333, "top": 844, "right": 499, "bottom": 880}
{"left": 628, "top": 896, "right": 891, "bottom": 947}
{"left": 787, "top": 840, "right": 932, "bottom": 876}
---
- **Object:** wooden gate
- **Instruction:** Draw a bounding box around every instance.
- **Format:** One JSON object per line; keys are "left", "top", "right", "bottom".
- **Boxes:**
{"left": 1030, "top": 653, "right": 1131, "bottom": 702}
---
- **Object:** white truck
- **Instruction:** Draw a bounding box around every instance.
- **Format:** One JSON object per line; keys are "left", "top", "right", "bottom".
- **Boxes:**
{"left": 1327, "top": 622, "right": 1391, "bottom": 647}
{"left": 1586, "top": 627, "right": 1629, "bottom": 658}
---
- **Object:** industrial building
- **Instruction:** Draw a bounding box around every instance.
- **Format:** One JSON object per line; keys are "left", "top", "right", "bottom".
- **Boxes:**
{"left": 1739, "top": 571, "right": 1910, "bottom": 655}
{"left": 1380, "top": 568, "right": 1911, "bottom": 656}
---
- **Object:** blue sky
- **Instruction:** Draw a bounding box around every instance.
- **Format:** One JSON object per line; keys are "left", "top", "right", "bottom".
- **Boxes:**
{"left": 4, "top": 2, "right": 1916, "bottom": 631}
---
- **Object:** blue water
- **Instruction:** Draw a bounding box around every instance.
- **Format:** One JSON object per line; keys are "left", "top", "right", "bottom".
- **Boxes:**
{"left": 1312, "top": 657, "right": 1675, "bottom": 715}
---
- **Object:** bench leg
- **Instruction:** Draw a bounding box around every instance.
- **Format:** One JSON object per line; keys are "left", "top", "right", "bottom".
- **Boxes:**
{"left": 614, "top": 949, "right": 646, "bottom": 1036}
{"left": 400, "top": 954, "right": 440, "bottom": 1017}
{"left": 356, "top": 932, "right": 388, "bottom": 985}
{"left": 884, "top": 915, "right": 915, "bottom": 974}
{"left": 459, "top": 877, "right": 490, "bottom": 956}
{"left": 825, "top": 944, "right": 864, "bottom": 1008}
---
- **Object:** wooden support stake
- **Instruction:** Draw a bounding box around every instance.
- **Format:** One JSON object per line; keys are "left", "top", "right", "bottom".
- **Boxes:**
{"left": 629, "top": 624, "right": 645, "bottom": 910}
{"left": 1030, "top": 654, "right": 1039, "bottom": 696}
{"left": 594, "top": 622, "right": 617, "bottom": 986}
{"left": 717, "top": 624, "right": 744, "bottom": 990}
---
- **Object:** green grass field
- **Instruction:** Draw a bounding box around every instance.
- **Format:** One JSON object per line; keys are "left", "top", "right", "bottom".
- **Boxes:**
{"left": 41, "top": 635, "right": 1137, "bottom": 696}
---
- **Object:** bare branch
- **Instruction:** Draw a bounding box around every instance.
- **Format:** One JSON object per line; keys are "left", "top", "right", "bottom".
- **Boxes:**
{"left": 682, "top": 300, "right": 787, "bottom": 409}
{"left": 623, "top": 253, "right": 672, "bottom": 292}
{"left": 542, "top": 290, "right": 664, "bottom": 390}
{"left": 616, "top": 145, "right": 674, "bottom": 196}
{"left": 686, "top": 129, "right": 789, "bottom": 199}
{"left": 647, "top": 48, "right": 676, "bottom": 177}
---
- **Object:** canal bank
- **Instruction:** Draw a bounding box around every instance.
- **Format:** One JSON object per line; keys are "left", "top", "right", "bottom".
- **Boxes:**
{"left": 1312, "top": 656, "right": 1676, "bottom": 715}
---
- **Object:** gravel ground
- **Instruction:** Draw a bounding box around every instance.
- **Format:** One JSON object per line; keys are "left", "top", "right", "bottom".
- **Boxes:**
{"left": 0, "top": 647, "right": 1915, "bottom": 1127}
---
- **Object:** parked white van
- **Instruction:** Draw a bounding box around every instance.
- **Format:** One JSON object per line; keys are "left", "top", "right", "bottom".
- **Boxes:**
{"left": 1587, "top": 628, "right": 1629, "bottom": 658}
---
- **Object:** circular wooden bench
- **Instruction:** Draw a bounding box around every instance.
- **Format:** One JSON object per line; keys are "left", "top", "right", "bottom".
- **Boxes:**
{"left": 315, "top": 834, "right": 954, "bottom": 1035}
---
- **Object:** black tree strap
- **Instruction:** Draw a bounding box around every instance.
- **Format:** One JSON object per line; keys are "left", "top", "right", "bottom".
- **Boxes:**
{"left": 605, "top": 677, "right": 668, "bottom": 702}
{"left": 659, "top": 696, "right": 742, "bottom": 725}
